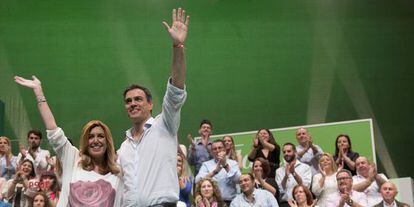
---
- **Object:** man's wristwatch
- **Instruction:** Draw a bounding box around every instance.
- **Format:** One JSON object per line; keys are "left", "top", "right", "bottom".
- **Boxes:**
{"left": 346, "top": 199, "right": 353, "bottom": 206}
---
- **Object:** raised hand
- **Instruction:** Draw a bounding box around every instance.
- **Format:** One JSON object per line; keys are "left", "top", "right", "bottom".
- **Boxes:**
{"left": 253, "top": 136, "right": 259, "bottom": 147}
{"left": 187, "top": 133, "right": 195, "bottom": 148}
{"left": 14, "top": 76, "right": 41, "bottom": 90}
{"left": 319, "top": 163, "right": 326, "bottom": 177}
{"left": 285, "top": 162, "right": 291, "bottom": 175}
{"left": 19, "top": 143, "right": 27, "bottom": 157}
{"left": 289, "top": 162, "right": 296, "bottom": 174}
{"left": 288, "top": 199, "right": 298, "bottom": 207}
{"left": 337, "top": 159, "right": 344, "bottom": 171}
{"left": 162, "top": 8, "right": 190, "bottom": 45}
{"left": 254, "top": 168, "right": 263, "bottom": 180}
{"left": 195, "top": 195, "right": 203, "bottom": 205}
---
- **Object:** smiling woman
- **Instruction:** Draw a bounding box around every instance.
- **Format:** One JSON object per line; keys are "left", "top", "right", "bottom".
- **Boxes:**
{"left": 14, "top": 75, "right": 123, "bottom": 207}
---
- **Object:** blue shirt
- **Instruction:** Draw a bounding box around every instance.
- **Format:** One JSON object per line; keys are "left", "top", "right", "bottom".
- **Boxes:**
{"left": 188, "top": 140, "right": 212, "bottom": 175}
{"left": 0, "top": 155, "right": 18, "bottom": 180}
{"left": 195, "top": 158, "right": 241, "bottom": 201}
{"left": 230, "top": 189, "right": 279, "bottom": 207}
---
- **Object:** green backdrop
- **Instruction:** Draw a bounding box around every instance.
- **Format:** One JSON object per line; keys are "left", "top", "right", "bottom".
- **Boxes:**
{"left": 0, "top": 0, "right": 413, "bottom": 179}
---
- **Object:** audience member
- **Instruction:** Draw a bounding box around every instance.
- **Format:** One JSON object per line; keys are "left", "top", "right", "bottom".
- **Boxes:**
{"left": 288, "top": 184, "right": 315, "bottom": 207}
{"left": 196, "top": 140, "right": 241, "bottom": 205}
{"left": 0, "top": 137, "right": 18, "bottom": 180}
{"left": 295, "top": 128, "right": 323, "bottom": 176}
{"left": 326, "top": 169, "right": 367, "bottom": 207}
{"left": 15, "top": 76, "right": 122, "bottom": 206}
{"left": 39, "top": 171, "right": 60, "bottom": 207}
{"left": 16, "top": 130, "right": 50, "bottom": 179}
{"left": 373, "top": 181, "right": 410, "bottom": 207}
{"left": 230, "top": 173, "right": 279, "bottom": 207}
{"left": 177, "top": 149, "right": 192, "bottom": 207}
{"left": 352, "top": 156, "right": 387, "bottom": 206}
{"left": 31, "top": 191, "right": 51, "bottom": 207}
{"left": 116, "top": 7, "right": 189, "bottom": 206}
{"left": 188, "top": 120, "right": 214, "bottom": 175}
{"left": 333, "top": 134, "right": 359, "bottom": 175}
{"left": 311, "top": 153, "right": 338, "bottom": 206}
{"left": 276, "top": 143, "right": 311, "bottom": 207}
{"left": 252, "top": 158, "right": 278, "bottom": 198}
{"left": 194, "top": 178, "right": 226, "bottom": 207}
{"left": 223, "top": 135, "right": 243, "bottom": 170}
{"left": 1, "top": 159, "right": 38, "bottom": 207}
{"left": 248, "top": 129, "right": 281, "bottom": 178}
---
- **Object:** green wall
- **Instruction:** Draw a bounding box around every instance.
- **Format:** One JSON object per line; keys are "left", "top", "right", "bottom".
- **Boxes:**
{"left": 0, "top": 0, "right": 413, "bottom": 178}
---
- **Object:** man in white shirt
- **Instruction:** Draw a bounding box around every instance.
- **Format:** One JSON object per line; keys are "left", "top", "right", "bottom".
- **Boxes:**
{"left": 326, "top": 169, "right": 368, "bottom": 207}
{"left": 352, "top": 156, "right": 388, "bottom": 206}
{"left": 276, "top": 143, "right": 311, "bottom": 207}
{"left": 117, "top": 8, "right": 190, "bottom": 207}
{"left": 295, "top": 127, "right": 323, "bottom": 176}
{"left": 230, "top": 173, "right": 279, "bottom": 207}
{"left": 16, "top": 129, "right": 50, "bottom": 179}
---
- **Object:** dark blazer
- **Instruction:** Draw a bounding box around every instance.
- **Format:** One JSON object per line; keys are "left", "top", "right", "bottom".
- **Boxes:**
{"left": 373, "top": 200, "right": 410, "bottom": 207}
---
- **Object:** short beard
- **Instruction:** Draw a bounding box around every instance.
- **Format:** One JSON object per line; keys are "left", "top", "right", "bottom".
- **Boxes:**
{"left": 284, "top": 155, "right": 295, "bottom": 163}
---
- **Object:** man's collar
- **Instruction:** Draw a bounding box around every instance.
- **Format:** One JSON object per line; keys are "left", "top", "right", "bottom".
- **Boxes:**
{"left": 283, "top": 159, "right": 299, "bottom": 167}
{"left": 383, "top": 200, "right": 396, "bottom": 207}
{"left": 242, "top": 188, "right": 256, "bottom": 203}
{"left": 125, "top": 117, "right": 154, "bottom": 140}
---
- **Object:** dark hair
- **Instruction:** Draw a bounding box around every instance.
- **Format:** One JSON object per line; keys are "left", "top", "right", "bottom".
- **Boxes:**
{"left": 292, "top": 184, "right": 313, "bottom": 206}
{"left": 32, "top": 191, "right": 51, "bottom": 207}
{"left": 334, "top": 134, "right": 353, "bottom": 157}
{"left": 256, "top": 128, "right": 280, "bottom": 150}
{"left": 123, "top": 84, "right": 152, "bottom": 102}
{"left": 27, "top": 129, "right": 42, "bottom": 139}
{"left": 199, "top": 119, "right": 212, "bottom": 129}
{"left": 40, "top": 171, "right": 60, "bottom": 194}
{"left": 336, "top": 169, "right": 353, "bottom": 178}
{"left": 19, "top": 159, "right": 36, "bottom": 179}
{"left": 283, "top": 142, "right": 296, "bottom": 152}
{"left": 253, "top": 158, "right": 271, "bottom": 178}
{"left": 212, "top": 139, "right": 225, "bottom": 148}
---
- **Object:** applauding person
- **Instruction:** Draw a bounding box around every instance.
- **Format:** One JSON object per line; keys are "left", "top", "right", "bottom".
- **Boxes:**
{"left": 333, "top": 134, "right": 359, "bottom": 175}
{"left": 248, "top": 129, "right": 281, "bottom": 178}
{"left": 311, "top": 153, "right": 338, "bottom": 206}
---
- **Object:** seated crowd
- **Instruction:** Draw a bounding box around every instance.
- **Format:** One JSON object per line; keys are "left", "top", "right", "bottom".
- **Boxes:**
{"left": 0, "top": 120, "right": 410, "bottom": 207}
{"left": 186, "top": 119, "right": 410, "bottom": 207}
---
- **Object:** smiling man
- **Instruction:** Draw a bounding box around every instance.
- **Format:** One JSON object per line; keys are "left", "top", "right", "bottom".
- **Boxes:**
{"left": 117, "top": 8, "right": 189, "bottom": 207}
{"left": 17, "top": 129, "right": 50, "bottom": 179}
{"left": 230, "top": 173, "right": 279, "bottom": 207}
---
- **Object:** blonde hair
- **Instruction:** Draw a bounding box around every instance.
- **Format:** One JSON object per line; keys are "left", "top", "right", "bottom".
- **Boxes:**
{"left": 223, "top": 135, "right": 237, "bottom": 161}
{"left": 79, "top": 120, "right": 120, "bottom": 175}
{"left": 319, "top": 153, "right": 337, "bottom": 172}
{"left": 0, "top": 136, "right": 13, "bottom": 160}
{"left": 177, "top": 150, "right": 192, "bottom": 179}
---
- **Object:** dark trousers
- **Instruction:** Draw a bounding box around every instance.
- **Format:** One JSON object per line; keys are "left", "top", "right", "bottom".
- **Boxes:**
{"left": 279, "top": 201, "right": 290, "bottom": 207}
{"left": 148, "top": 202, "right": 177, "bottom": 207}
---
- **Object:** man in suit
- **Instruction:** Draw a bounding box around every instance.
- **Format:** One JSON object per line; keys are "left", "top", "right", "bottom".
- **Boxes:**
{"left": 373, "top": 181, "right": 410, "bottom": 207}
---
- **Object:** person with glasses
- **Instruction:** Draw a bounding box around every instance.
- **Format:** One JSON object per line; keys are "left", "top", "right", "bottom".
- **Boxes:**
{"left": 326, "top": 169, "right": 367, "bottom": 207}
